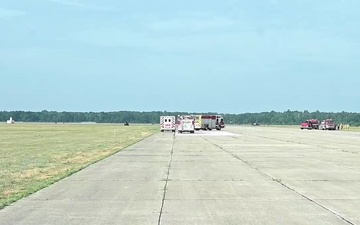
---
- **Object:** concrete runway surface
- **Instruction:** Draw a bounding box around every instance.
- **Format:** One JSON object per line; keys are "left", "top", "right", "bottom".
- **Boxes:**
{"left": 1, "top": 126, "right": 360, "bottom": 225}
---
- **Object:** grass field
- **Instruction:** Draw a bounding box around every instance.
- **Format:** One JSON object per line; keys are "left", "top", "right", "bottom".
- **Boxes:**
{"left": 349, "top": 126, "right": 360, "bottom": 132}
{"left": 0, "top": 123, "right": 158, "bottom": 209}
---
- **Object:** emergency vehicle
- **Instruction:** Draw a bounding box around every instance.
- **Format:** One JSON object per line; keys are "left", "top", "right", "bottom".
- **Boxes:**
{"left": 218, "top": 115, "right": 225, "bottom": 128}
{"left": 319, "top": 119, "right": 336, "bottom": 130}
{"left": 177, "top": 115, "right": 195, "bottom": 133}
{"left": 300, "top": 120, "right": 312, "bottom": 130}
{"left": 193, "top": 115, "right": 202, "bottom": 131}
{"left": 200, "top": 115, "right": 224, "bottom": 130}
{"left": 300, "top": 119, "right": 319, "bottom": 130}
{"left": 309, "top": 119, "right": 319, "bottom": 129}
{"left": 160, "top": 116, "right": 176, "bottom": 132}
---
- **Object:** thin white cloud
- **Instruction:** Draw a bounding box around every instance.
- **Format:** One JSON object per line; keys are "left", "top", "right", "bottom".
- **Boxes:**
{"left": 269, "top": 0, "right": 279, "bottom": 5}
{"left": 62, "top": 28, "right": 147, "bottom": 48}
{"left": 0, "top": 8, "right": 26, "bottom": 18}
{"left": 48, "top": 0, "right": 116, "bottom": 12}
{"left": 148, "top": 17, "right": 238, "bottom": 31}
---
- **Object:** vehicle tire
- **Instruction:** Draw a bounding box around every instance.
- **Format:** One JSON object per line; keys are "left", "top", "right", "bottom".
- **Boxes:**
{"left": 161, "top": 130, "right": 164, "bottom": 132}
{"left": 190, "top": 130, "right": 194, "bottom": 134}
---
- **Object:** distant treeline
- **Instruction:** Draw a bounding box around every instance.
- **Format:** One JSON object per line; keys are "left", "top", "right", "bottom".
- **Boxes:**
{"left": 1, "top": 110, "right": 360, "bottom": 126}
{"left": 224, "top": 110, "right": 360, "bottom": 126}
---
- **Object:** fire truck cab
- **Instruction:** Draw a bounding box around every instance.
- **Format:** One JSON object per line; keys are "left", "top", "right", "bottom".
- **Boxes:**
{"left": 319, "top": 119, "right": 336, "bottom": 130}
{"left": 300, "top": 120, "right": 312, "bottom": 130}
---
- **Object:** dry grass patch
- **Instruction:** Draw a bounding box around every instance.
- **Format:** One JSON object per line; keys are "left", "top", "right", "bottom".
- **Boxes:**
{"left": 0, "top": 123, "right": 158, "bottom": 209}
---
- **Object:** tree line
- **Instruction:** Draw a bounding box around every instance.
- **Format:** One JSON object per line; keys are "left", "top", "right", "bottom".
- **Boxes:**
{"left": 223, "top": 110, "right": 360, "bottom": 126}
{"left": 1, "top": 110, "right": 360, "bottom": 126}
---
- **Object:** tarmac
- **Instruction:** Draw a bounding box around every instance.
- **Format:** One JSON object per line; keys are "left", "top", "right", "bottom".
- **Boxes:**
{"left": 1, "top": 126, "right": 360, "bottom": 225}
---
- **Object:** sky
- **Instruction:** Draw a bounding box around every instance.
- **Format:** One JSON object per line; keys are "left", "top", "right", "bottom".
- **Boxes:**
{"left": 0, "top": 0, "right": 359, "bottom": 113}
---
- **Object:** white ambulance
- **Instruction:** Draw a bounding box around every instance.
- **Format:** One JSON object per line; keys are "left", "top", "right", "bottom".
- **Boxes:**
{"left": 160, "top": 116, "right": 176, "bottom": 132}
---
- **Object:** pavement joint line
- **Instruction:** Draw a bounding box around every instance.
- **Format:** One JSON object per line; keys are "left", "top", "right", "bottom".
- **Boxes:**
{"left": 293, "top": 153, "right": 360, "bottom": 173}
{"left": 157, "top": 133, "right": 175, "bottom": 225}
{"left": 201, "top": 136, "right": 358, "bottom": 225}
{"left": 276, "top": 182, "right": 357, "bottom": 225}
{"left": 254, "top": 134, "right": 359, "bottom": 155}
{"left": 232, "top": 134, "right": 360, "bottom": 174}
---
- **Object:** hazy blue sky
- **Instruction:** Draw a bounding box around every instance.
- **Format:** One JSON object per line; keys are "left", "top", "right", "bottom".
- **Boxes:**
{"left": 1, "top": 0, "right": 359, "bottom": 113}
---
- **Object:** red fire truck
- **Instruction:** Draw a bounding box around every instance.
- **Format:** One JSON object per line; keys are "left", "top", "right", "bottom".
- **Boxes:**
{"left": 300, "top": 119, "right": 319, "bottom": 130}
{"left": 199, "top": 115, "right": 224, "bottom": 130}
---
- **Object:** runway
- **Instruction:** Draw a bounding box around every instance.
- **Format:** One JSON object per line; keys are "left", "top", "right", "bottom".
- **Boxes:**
{"left": 1, "top": 126, "right": 359, "bottom": 224}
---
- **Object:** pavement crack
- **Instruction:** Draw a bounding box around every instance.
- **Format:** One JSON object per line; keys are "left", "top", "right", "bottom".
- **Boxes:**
{"left": 201, "top": 136, "right": 358, "bottom": 225}
{"left": 231, "top": 134, "right": 360, "bottom": 173}
{"left": 276, "top": 181, "right": 357, "bottom": 225}
{"left": 255, "top": 134, "right": 359, "bottom": 155}
{"left": 201, "top": 136, "right": 270, "bottom": 178}
{"left": 157, "top": 134, "right": 175, "bottom": 225}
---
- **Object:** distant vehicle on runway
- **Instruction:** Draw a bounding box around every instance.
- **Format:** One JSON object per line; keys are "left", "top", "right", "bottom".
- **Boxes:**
{"left": 160, "top": 116, "right": 176, "bottom": 132}
{"left": 6, "top": 117, "right": 15, "bottom": 124}
{"left": 300, "top": 119, "right": 319, "bottom": 130}
{"left": 177, "top": 115, "right": 195, "bottom": 133}
{"left": 193, "top": 115, "right": 202, "bottom": 131}
{"left": 300, "top": 120, "right": 312, "bottom": 130}
{"left": 193, "top": 115, "right": 224, "bottom": 131}
{"left": 319, "top": 119, "right": 336, "bottom": 130}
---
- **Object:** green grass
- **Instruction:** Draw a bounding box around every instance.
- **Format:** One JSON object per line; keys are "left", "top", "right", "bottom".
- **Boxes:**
{"left": 349, "top": 126, "right": 360, "bottom": 132}
{"left": 0, "top": 123, "right": 158, "bottom": 209}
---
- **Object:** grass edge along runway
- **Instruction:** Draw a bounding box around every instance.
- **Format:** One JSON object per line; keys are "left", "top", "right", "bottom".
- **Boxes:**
{"left": 0, "top": 123, "right": 158, "bottom": 209}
